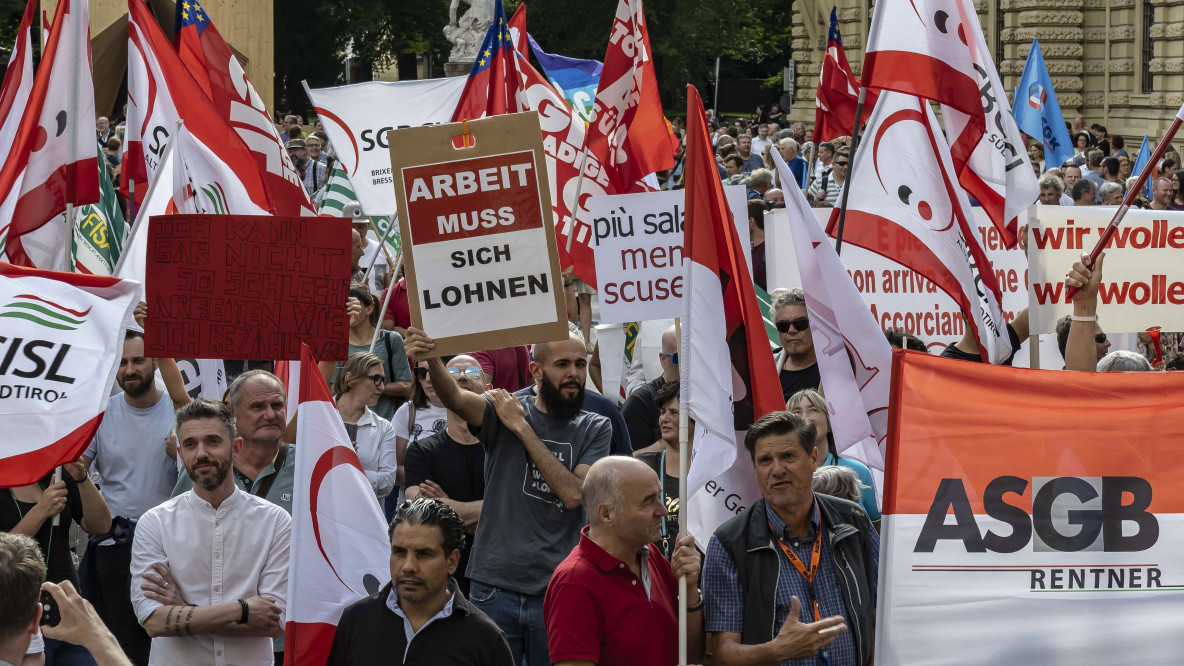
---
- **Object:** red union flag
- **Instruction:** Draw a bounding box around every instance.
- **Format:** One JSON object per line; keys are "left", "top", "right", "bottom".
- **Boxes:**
{"left": 0, "top": 0, "right": 36, "bottom": 171}
{"left": 174, "top": 0, "right": 313, "bottom": 215}
{"left": 681, "top": 85, "right": 783, "bottom": 545}
{"left": 827, "top": 91, "right": 1011, "bottom": 364}
{"left": 814, "top": 7, "right": 878, "bottom": 142}
{"left": 585, "top": 0, "right": 676, "bottom": 194}
{"left": 0, "top": 262, "right": 138, "bottom": 486}
{"left": 879, "top": 350, "right": 1184, "bottom": 663}
{"left": 284, "top": 343, "right": 391, "bottom": 666}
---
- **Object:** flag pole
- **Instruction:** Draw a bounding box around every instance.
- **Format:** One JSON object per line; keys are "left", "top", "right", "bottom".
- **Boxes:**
{"left": 113, "top": 122, "right": 181, "bottom": 276}
{"left": 64, "top": 203, "right": 75, "bottom": 271}
{"left": 1066, "top": 112, "right": 1184, "bottom": 299}
{"left": 364, "top": 211, "right": 399, "bottom": 284}
{"left": 832, "top": 86, "right": 868, "bottom": 256}
{"left": 128, "top": 179, "right": 136, "bottom": 223}
{"left": 675, "top": 316, "right": 688, "bottom": 666}
{"left": 369, "top": 218, "right": 396, "bottom": 273}
{"left": 370, "top": 251, "right": 402, "bottom": 353}
{"left": 564, "top": 146, "right": 591, "bottom": 255}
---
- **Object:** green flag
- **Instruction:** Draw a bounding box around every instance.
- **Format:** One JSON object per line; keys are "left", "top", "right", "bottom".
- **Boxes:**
{"left": 72, "top": 151, "right": 128, "bottom": 275}
{"left": 319, "top": 161, "right": 399, "bottom": 255}
{"left": 754, "top": 284, "right": 781, "bottom": 349}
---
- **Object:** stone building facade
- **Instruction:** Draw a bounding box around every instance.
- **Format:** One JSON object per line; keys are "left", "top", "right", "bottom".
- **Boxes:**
{"left": 788, "top": 0, "right": 1184, "bottom": 146}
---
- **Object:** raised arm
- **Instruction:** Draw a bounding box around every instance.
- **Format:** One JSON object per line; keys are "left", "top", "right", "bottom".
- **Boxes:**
{"left": 402, "top": 327, "right": 487, "bottom": 426}
{"left": 1065, "top": 252, "right": 1104, "bottom": 371}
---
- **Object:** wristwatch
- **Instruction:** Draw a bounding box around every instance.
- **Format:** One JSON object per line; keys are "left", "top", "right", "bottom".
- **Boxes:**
{"left": 237, "top": 599, "right": 249, "bottom": 625}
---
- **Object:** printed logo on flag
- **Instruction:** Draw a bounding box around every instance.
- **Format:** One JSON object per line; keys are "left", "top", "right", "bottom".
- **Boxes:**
{"left": 1027, "top": 83, "right": 1046, "bottom": 111}
{"left": 0, "top": 294, "right": 90, "bottom": 331}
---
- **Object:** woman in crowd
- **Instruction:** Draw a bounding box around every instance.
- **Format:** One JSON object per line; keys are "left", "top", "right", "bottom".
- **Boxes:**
{"left": 389, "top": 359, "right": 451, "bottom": 518}
{"left": 1074, "top": 131, "right": 1092, "bottom": 157}
{"left": 329, "top": 352, "right": 399, "bottom": 503}
{"left": 339, "top": 284, "right": 412, "bottom": 421}
{"left": 2, "top": 460, "right": 111, "bottom": 665}
{"left": 1117, "top": 155, "right": 1132, "bottom": 181}
{"left": 634, "top": 381, "right": 683, "bottom": 559}
{"left": 1171, "top": 170, "right": 1184, "bottom": 210}
{"left": 787, "top": 388, "right": 881, "bottom": 527}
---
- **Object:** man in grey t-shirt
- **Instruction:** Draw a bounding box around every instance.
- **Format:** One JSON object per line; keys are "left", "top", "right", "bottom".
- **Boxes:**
{"left": 404, "top": 329, "right": 611, "bottom": 666}
{"left": 79, "top": 329, "right": 185, "bottom": 664}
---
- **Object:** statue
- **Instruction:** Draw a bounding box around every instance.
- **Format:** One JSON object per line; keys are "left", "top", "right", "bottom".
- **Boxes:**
{"left": 444, "top": 0, "right": 494, "bottom": 64}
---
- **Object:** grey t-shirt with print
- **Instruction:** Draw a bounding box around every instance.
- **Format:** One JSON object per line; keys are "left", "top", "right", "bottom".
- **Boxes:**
{"left": 465, "top": 395, "right": 611, "bottom": 596}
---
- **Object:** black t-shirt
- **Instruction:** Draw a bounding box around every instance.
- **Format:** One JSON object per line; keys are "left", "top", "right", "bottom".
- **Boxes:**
{"left": 779, "top": 362, "right": 821, "bottom": 401}
{"left": 621, "top": 376, "right": 666, "bottom": 452}
{"left": 636, "top": 451, "right": 680, "bottom": 560}
{"left": 940, "top": 323, "right": 1022, "bottom": 366}
{"left": 751, "top": 242, "right": 767, "bottom": 292}
{"left": 0, "top": 475, "right": 84, "bottom": 586}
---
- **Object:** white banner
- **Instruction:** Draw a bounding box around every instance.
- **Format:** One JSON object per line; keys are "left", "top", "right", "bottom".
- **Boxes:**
{"left": 590, "top": 186, "right": 750, "bottom": 324}
{"left": 306, "top": 78, "right": 466, "bottom": 216}
{"left": 1027, "top": 207, "right": 1184, "bottom": 334}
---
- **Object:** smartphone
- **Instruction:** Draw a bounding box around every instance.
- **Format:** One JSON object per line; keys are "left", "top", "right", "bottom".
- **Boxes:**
{"left": 39, "top": 589, "right": 60, "bottom": 627}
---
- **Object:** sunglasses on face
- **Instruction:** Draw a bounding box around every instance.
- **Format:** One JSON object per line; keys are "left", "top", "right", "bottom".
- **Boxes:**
{"left": 366, "top": 374, "right": 385, "bottom": 387}
{"left": 413, "top": 367, "right": 429, "bottom": 379}
{"left": 1096, "top": 333, "right": 1108, "bottom": 344}
{"left": 661, "top": 351, "right": 679, "bottom": 366}
{"left": 775, "top": 317, "right": 810, "bottom": 334}
{"left": 834, "top": 161, "right": 848, "bottom": 167}
{"left": 448, "top": 366, "right": 484, "bottom": 382}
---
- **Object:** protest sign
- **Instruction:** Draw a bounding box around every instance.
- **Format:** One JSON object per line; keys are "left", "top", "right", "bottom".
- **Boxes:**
{"left": 306, "top": 78, "right": 466, "bottom": 216}
{"left": 1027, "top": 207, "right": 1184, "bottom": 333}
{"left": 144, "top": 215, "right": 351, "bottom": 361}
{"left": 590, "top": 186, "right": 750, "bottom": 324}
{"left": 388, "top": 112, "right": 568, "bottom": 357}
{"left": 879, "top": 350, "right": 1184, "bottom": 664}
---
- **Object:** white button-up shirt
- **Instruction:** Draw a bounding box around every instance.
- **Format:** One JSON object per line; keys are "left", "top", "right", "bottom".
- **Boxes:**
{"left": 130, "top": 487, "right": 291, "bottom": 666}
{"left": 351, "top": 407, "right": 399, "bottom": 500}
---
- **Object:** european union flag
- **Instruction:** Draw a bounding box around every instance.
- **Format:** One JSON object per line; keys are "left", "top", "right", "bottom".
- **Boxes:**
{"left": 468, "top": 1, "right": 514, "bottom": 75}
{"left": 174, "top": 0, "right": 211, "bottom": 35}
{"left": 1012, "top": 39, "right": 1074, "bottom": 170}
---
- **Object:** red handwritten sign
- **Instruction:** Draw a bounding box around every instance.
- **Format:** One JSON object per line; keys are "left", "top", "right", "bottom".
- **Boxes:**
{"left": 144, "top": 215, "right": 352, "bottom": 361}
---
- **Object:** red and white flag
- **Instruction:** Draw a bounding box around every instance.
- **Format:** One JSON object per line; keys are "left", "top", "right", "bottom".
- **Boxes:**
{"left": 813, "top": 7, "right": 877, "bottom": 142}
{"left": 862, "top": 0, "right": 1034, "bottom": 247}
{"left": 115, "top": 132, "right": 177, "bottom": 299}
{"left": 0, "top": 262, "right": 138, "bottom": 486}
{"left": 174, "top": 0, "right": 313, "bottom": 215}
{"left": 681, "top": 85, "right": 784, "bottom": 546}
{"left": 585, "top": 0, "right": 677, "bottom": 194}
{"left": 0, "top": 0, "right": 36, "bottom": 168}
{"left": 284, "top": 343, "right": 391, "bottom": 666}
{"left": 273, "top": 359, "right": 302, "bottom": 426}
{"left": 123, "top": 0, "right": 271, "bottom": 213}
{"left": 171, "top": 122, "right": 270, "bottom": 215}
{"left": 827, "top": 91, "right": 1011, "bottom": 364}
{"left": 772, "top": 149, "right": 890, "bottom": 478}
{"left": 0, "top": 0, "right": 99, "bottom": 269}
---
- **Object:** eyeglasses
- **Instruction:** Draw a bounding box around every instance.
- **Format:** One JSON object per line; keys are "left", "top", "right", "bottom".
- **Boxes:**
{"left": 366, "top": 373, "right": 386, "bottom": 386}
{"left": 660, "top": 351, "right": 679, "bottom": 366}
{"left": 1095, "top": 333, "right": 1108, "bottom": 344}
{"left": 834, "top": 161, "right": 849, "bottom": 167}
{"left": 413, "top": 367, "right": 429, "bottom": 379}
{"left": 448, "top": 366, "right": 484, "bottom": 382}
{"left": 775, "top": 317, "right": 811, "bottom": 333}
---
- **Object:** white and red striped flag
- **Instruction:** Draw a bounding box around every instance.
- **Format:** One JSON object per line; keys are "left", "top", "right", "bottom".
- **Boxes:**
{"left": 0, "top": 0, "right": 99, "bottom": 269}
{"left": 772, "top": 148, "right": 890, "bottom": 481}
{"left": 862, "top": 0, "right": 1035, "bottom": 247}
{"left": 681, "top": 85, "right": 784, "bottom": 545}
{"left": 284, "top": 343, "right": 391, "bottom": 666}
{"left": 0, "top": 0, "right": 36, "bottom": 171}
{"left": 827, "top": 91, "right": 1011, "bottom": 364}
{"left": 814, "top": 7, "right": 877, "bottom": 142}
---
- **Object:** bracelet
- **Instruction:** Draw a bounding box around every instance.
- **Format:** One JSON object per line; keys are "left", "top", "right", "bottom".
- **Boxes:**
{"left": 237, "top": 599, "right": 249, "bottom": 625}
{"left": 686, "top": 594, "right": 705, "bottom": 613}
{"left": 1070, "top": 314, "right": 1098, "bottom": 322}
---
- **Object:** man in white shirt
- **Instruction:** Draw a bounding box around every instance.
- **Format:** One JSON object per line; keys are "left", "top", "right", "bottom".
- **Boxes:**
{"left": 130, "top": 399, "right": 290, "bottom": 666}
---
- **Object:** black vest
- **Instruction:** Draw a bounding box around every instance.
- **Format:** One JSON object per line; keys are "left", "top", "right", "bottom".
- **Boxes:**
{"left": 713, "top": 496, "right": 877, "bottom": 665}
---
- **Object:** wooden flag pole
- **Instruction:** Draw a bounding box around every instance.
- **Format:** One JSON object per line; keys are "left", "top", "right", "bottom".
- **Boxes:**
{"left": 369, "top": 252, "right": 402, "bottom": 353}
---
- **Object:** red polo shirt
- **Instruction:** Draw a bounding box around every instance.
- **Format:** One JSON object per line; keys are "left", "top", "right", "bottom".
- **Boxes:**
{"left": 544, "top": 527, "right": 679, "bottom": 666}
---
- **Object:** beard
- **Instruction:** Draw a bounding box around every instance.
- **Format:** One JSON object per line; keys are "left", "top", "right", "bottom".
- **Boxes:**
{"left": 186, "top": 457, "right": 232, "bottom": 491}
{"left": 539, "top": 373, "right": 585, "bottom": 421}
{"left": 119, "top": 369, "right": 156, "bottom": 398}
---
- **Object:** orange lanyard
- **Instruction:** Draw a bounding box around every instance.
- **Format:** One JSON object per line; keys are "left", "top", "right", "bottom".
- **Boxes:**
{"left": 768, "top": 504, "right": 822, "bottom": 622}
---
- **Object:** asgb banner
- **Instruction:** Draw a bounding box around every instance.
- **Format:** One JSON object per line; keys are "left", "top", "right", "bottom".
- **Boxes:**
{"left": 0, "top": 262, "right": 138, "bottom": 486}
{"left": 1027, "top": 206, "right": 1184, "bottom": 333}
{"left": 879, "top": 350, "right": 1184, "bottom": 665}
{"left": 389, "top": 112, "right": 568, "bottom": 357}
{"left": 306, "top": 77, "right": 466, "bottom": 216}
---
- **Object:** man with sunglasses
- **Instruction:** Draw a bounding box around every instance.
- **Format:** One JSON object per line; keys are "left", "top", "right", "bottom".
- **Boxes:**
{"left": 807, "top": 149, "right": 847, "bottom": 207}
{"left": 623, "top": 325, "right": 681, "bottom": 454}
{"left": 404, "top": 355, "right": 492, "bottom": 596}
{"left": 772, "top": 290, "right": 822, "bottom": 401}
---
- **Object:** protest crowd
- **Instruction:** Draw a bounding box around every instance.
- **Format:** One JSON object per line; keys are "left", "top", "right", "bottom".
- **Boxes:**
{"left": 3, "top": 1, "right": 1184, "bottom": 666}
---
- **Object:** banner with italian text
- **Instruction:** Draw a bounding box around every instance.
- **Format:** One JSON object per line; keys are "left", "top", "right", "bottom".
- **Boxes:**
{"left": 878, "top": 350, "right": 1184, "bottom": 664}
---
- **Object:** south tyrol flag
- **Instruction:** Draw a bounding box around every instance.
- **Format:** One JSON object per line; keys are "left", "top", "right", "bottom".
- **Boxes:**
{"left": 1012, "top": 39, "right": 1075, "bottom": 172}
{"left": 0, "top": 263, "right": 138, "bottom": 486}
{"left": 284, "top": 343, "right": 391, "bottom": 666}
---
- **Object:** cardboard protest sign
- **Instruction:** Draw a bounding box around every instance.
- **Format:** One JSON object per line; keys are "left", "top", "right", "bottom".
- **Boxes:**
{"left": 879, "top": 350, "right": 1184, "bottom": 664}
{"left": 1027, "top": 207, "right": 1184, "bottom": 333}
{"left": 590, "top": 187, "right": 751, "bottom": 324}
{"left": 144, "top": 215, "right": 352, "bottom": 361}
{"left": 388, "top": 112, "right": 568, "bottom": 357}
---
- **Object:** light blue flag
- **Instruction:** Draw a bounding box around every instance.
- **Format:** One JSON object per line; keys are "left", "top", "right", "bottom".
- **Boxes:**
{"left": 1132, "top": 135, "right": 1152, "bottom": 198}
{"left": 1012, "top": 40, "right": 1075, "bottom": 170}
{"left": 527, "top": 33, "right": 601, "bottom": 122}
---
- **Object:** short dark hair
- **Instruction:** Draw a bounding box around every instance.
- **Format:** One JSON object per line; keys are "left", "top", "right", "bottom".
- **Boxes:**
{"left": 389, "top": 497, "right": 465, "bottom": 555}
{"left": 725, "top": 155, "right": 744, "bottom": 169}
{"left": 1112, "top": 135, "right": 1125, "bottom": 150}
{"left": 0, "top": 533, "right": 46, "bottom": 643}
{"left": 655, "top": 380, "right": 680, "bottom": 408}
{"left": 350, "top": 283, "right": 380, "bottom": 327}
{"left": 1055, "top": 315, "right": 1073, "bottom": 360}
{"left": 884, "top": 329, "right": 927, "bottom": 352}
{"left": 1071, "top": 179, "right": 1096, "bottom": 201}
{"left": 176, "top": 398, "right": 237, "bottom": 442}
{"left": 125, "top": 329, "right": 144, "bottom": 341}
{"left": 1101, "top": 157, "right": 1120, "bottom": 176}
{"left": 744, "top": 410, "right": 816, "bottom": 461}
{"left": 748, "top": 200, "right": 768, "bottom": 230}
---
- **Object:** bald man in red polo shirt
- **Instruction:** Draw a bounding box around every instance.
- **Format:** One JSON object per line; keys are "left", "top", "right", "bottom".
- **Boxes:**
{"left": 544, "top": 456, "right": 705, "bottom": 665}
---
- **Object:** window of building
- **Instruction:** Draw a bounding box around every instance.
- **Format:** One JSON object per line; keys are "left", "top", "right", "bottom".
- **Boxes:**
{"left": 1142, "top": 0, "right": 1155, "bottom": 93}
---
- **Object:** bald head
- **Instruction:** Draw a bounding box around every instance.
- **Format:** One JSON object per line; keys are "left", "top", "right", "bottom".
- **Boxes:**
{"left": 531, "top": 332, "right": 586, "bottom": 366}
{"left": 659, "top": 325, "right": 679, "bottom": 381}
{"left": 661, "top": 326, "right": 677, "bottom": 353}
{"left": 582, "top": 456, "right": 656, "bottom": 525}
{"left": 447, "top": 354, "right": 488, "bottom": 393}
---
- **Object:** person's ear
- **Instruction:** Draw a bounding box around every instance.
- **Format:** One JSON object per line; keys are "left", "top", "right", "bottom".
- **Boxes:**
{"left": 447, "top": 549, "right": 460, "bottom": 575}
{"left": 28, "top": 601, "right": 42, "bottom": 636}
